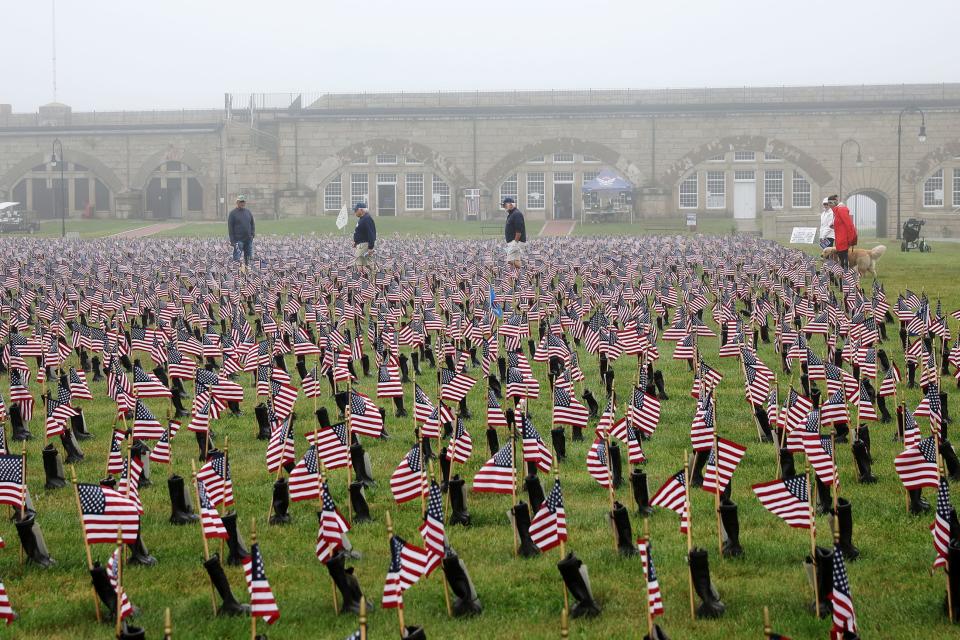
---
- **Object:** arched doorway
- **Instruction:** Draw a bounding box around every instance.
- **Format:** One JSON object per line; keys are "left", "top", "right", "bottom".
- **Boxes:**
{"left": 143, "top": 161, "right": 205, "bottom": 220}
{"left": 846, "top": 190, "right": 888, "bottom": 238}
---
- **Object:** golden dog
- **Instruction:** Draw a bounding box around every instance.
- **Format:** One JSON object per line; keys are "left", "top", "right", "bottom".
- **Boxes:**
{"left": 821, "top": 245, "right": 887, "bottom": 277}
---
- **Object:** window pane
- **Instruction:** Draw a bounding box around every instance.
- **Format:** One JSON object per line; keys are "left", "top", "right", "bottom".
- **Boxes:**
{"left": 707, "top": 154, "right": 725, "bottom": 162}
{"left": 376, "top": 154, "right": 397, "bottom": 165}
{"left": 351, "top": 173, "right": 368, "bottom": 204}
{"left": 500, "top": 174, "right": 518, "bottom": 204}
{"left": 734, "top": 150, "right": 755, "bottom": 162}
{"left": 954, "top": 169, "right": 960, "bottom": 208}
{"left": 553, "top": 171, "right": 574, "bottom": 183}
{"left": 792, "top": 171, "right": 811, "bottom": 208}
{"left": 553, "top": 153, "right": 574, "bottom": 163}
{"left": 432, "top": 175, "right": 450, "bottom": 210}
{"left": 924, "top": 168, "right": 944, "bottom": 207}
{"left": 679, "top": 174, "right": 698, "bottom": 209}
{"left": 583, "top": 155, "right": 600, "bottom": 163}
{"left": 406, "top": 173, "right": 424, "bottom": 210}
{"left": 764, "top": 151, "right": 782, "bottom": 161}
{"left": 527, "top": 172, "right": 545, "bottom": 209}
{"left": 582, "top": 171, "right": 599, "bottom": 184}
{"left": 528, "top": 156, "right": 545, "bottom": 164}
{"left": 324, "top": 175, "right": 342, "bottom": 211}
{"left": 706, "top": 171, "right": 725, "bottom": 209}
{"left": 764, "top": 170, "right": 783, "bottom": 210}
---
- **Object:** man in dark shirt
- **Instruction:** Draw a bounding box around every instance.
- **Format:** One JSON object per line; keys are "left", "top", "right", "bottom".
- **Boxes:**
{"left": 502, "top": 197, "right": 526, "bottom": 267}
{"left": 352, "top": 202, "right": 376, "bottom": 270}
{"left": 227, "top": 195, "right": 255, "bottom": 269}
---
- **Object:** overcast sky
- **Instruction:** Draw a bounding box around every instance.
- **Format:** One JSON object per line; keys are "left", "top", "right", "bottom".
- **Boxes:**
{"left": 1, "top": 0, "right": 955, "bottom": 112}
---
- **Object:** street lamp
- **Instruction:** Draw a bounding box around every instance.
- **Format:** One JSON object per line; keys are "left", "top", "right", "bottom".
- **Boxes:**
{"left": 838, "top": 138, "right": 863, "bottom": 200}
{"left": 50, "top": 138, "right": 65, "bottom": 238}
{"left": 896, "top": 107, "right": 926, "bottom": 240}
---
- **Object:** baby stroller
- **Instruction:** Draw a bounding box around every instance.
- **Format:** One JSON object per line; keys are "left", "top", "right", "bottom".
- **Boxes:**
{"left": 901, "top": 218, "right": 931, "bottom": 252}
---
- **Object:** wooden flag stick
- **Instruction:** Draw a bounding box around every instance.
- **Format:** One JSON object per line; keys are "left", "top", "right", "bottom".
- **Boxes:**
{"left": 684, "top": 451, "right": 695, "bottom": 621}
{"left": 359, "top": 596, "right": 367, "bottom": 640}
{"left": 763, "top": 605, "right": 772, "bottom": 639}
{"left": 713, "top": 433, "right": 723, "bottom": 557}
{"left": 644, "top": 518, "right": 654, "bottom": 640}
{"left": 511, "top": 407, "right": 519, "bottom": 557}
{"left": 190, "top": 459, "right": 218, "bottom": 615}
{"left": 316, "top": 459, "right": 340, "bottom": 614}
{"left": 807, "top": 467, "right": 819, "bottom": 618}
{"left": 560, "top": 606, "right": 569, "bottom": 639}
{"left": 250, "top": 519, "right": 258, "bottom": 640}
{"left": 164, "top": 607, "right": 172, "bottom": 639}
{"left": 385, "top": 511, "right": 407, "bottom": 637}
{"left": 70, "top": 465, "right": 102, "bottom": 623}
{"left": 553, "top": 464, "right": 569, "bottom": 616}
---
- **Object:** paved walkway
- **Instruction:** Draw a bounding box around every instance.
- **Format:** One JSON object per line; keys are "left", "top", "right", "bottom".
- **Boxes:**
{"left": 539, "top": 220, "right": 576, "bottom": 237}
{"left": 108, "top": 222, "right": 188, "bottom": 238}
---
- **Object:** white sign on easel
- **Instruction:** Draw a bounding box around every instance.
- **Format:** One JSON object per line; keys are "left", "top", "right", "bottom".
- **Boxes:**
{"left": 789, "top": 227, "right": 818, "bottom": 244}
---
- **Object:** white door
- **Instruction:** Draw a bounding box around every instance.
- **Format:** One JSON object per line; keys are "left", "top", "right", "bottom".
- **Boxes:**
{"left": 734, "top": 173, "right": 756, "bottom": 219}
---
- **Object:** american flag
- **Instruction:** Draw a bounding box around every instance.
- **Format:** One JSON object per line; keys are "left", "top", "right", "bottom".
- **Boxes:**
{"left": 585, "top": 436, "right": 612, "bottom": 489}
{"left": 243, "top": 542, "right": 281, "bottom": 624}
{"left": 782, "top": 388, "right": 813, "bottom": 432}
{"left": 472, "top": 442, "right": 515, "bottom": 494}
{"left": 265, "top": 417, "right": 295, "bottom": 474}
{"left": 637, "top": 536, "right": 664, "bottom": 618}
{"left": 819, "top": 389, "right": 849, "bottom": 426}
{"left": 743, "top": 362, "right": 771, "bottom": 406}
{"left": 894, "top": 436, "right": 939, "bottom": 490}
{"left": 270, "top": 379, "right": 299, "bottom": 422}
{"left": 289, "top": 445, "right": 321, "bottom": 502}
{"left": 878, "top": 363, "right": 901, "bottom": 397}
{"left": 0, "top": 454, "right": 24, "bottom": 510}
{"left": 117, "top": 455, "right": 145, "bottom": 514}
{"left": 197, "top": 479, "right": 228, "bottom": 540}
{"left": 445, "top": 418, "right": 474, "bottom": 465}
{"left": 805, "top": 349, "right": 826, "bottom": 381}
{"left": 381, "top": 535, "right": 432, "bottom": 609}
{"left": 132, "top": 399, "right": 164, "bottom": 440}
{"left": 650, "top": 471, "right": 689, "bottom": 534}
{"left": 701, "top": 437, "right": 747, "bottom": 495}
{"left": 149, "top": 421, "right": 177, "bottom": 465}
{"left": 349, "top": 391, "right": 383, "bottom": 438}
{"left": 68, "top": 367, "right": 93, "bottom": 400}
{"left": 106, "top": 429, "right": 126, "bottom": 475}
{"left": 0, "top": 577, "right": 13, "bottom": 624}
{"left": 520, "top": 413, "right": 553, "bottom": 473}
{"left": 486, "top": 389, "right": 508, "bottom": 429}
{"left": 390, "top": 445, "right": 426, "bottom": 504}
{"left": 44, "top": 384, "right": 77, "bottom": 438}
{"left": 830, "top": 541, "right": 858, "bottom": 637}
{"left": 77, "top": 482, "right": 140, "bottom": 544}
{"left": 107, "top": 545, "right": 135, "bottom": 622}
{"left": 316, "top": 481, "right": 350, "bottom": 563}
{"left": 197, "top": 451, "right": 235, "bottom": 507}
{"left": 629, "top": 386, "right": 661, "bottom": 436}
{"left": 902, "top": 407, "right": 921, "bottom": 448}
{"left": 314, "top": 423, "right": 350, "bottom": 470}
{"left": 166, "top": 345, "right": 196, "bottom": 380}
{"left": 751, "top": 476, "right": 812, "bottom": 529}
{"left": 552, "top": 386, "right": 589, "bottom": 429}
{"left": 133, "top": 364, "right": 172, "bottom": 398}
{"left": 529, "top": 478, "right": 567, "bottom": 552}
{"left": 414, "top": 384, "right": 435, "bottom": 424}
{"left": 856, "top": 379, "right": 877, "bottom": 422}
{"left": 931, "top": 477, "right": 952, "bottom": 570}
{"left": 689, "top": 392, "right": 716, "bottom": 452}
{"left": 302, "top": 366, "right": 322, "bottom": 399}
{"left": 418, "top": 481, "right": 445, "bottom": 575}
{"left": 377, "top": 357, "right": 404, "bottom": 398}
{"left": 439, "top": 367, "right": 476, "bottom": 402}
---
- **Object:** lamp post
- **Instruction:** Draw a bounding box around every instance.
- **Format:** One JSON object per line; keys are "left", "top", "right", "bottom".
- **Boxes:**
{"left": 896, "top": 107, "right": 926, "bottom": 240}
{"left": 838, "top": 138, "right": 862, "bottom": 201}
{"left": 51, "top": 138, "right": 65, "bottom": 238}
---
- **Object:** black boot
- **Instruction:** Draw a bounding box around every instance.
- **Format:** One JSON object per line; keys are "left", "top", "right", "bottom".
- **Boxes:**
{"left": 296, "top": 356, "right": 308, "bottom": 380}
{"left": 487, "top": 374, "right": 501, "bottom": 399}
{"left": 393, "top": 396, "right": 408, "bottom": 418}
{"left": 59, "top": 428, "right": 85, "bottom": 464}
{"left": 718, "top": 499, "right": 744, "bottom": 558}
{"left": 168, "top": 474, "right": 199, "bottom": 524}
{"left": 42, "top": 445, "right": 66, "bottom": 489}
{"left": 443, "top": 547, "right": 482, "bottom": 616}
{"left": 255, "top": 403, "right": 271, "bottom": 440}
{"left": 448, "top": 476, "right": 470, "bottom": 526}
{"left": 90, "top": 563, "right": 119, "bottom": 620}
{"left": 582, "top": 389, "right": 599, "bottom": 418}
{"left": 834, "top": 421, "right": 850, "bottom": 444}
{"left": 411, "top": 351, "right": 422, "bottom": 376}
{"left": 630, "top": 469, "right": 654, "bottom": 516}
{"left": 754, "top": 404, "right": 774, "bottom": 442}
{"left": 15, "top": 513, "right": 55, "bottom": 567}
{"left": 557, "top": 552, "right": 601, "bottom": 618}
{"left": 942, "top": 391, "right": 952, "bottom": 426}
{"left": 689, "top": 548, "right": 725, "bottom": 618}
{"left": 425, "top": 348, "right": 436, "bottom": 369}
{"left": 524, "top": 474, "right": 545, "bottom": 513}
{"left": 908, "top": 361, "right": 917, "bottom": 388}
{"left": 877, "top": 395, "right": 892, "bottom": 423}
{"left": 222, "top": 511, "right": 249, "bottom": 566}
{"left": 398, "top": 353, "right": 411, "bottom": 383}
{"left": 439, "top": 449, "right": 451, "bottom": 492}
{"left": 946, "top": 540, "right": 960, "bottom": 621}
{"left": 815, "top": 476, "right": 832, "bottom": 515}
{"left": 609, "top": 441, "right": 624, "bottom": 489}
{"left": 350, "top": 442, "right": 375, "bottom": 487}
{"left": 486, "top": 427, "right": 500, "bottom": 457}
{"left": 852, "top": 440, "right": 877, "bottom": 484}
{"left": 203, "top": 553, "right": 251, "bottom": 616}
{"left": 805, "top": 546, "right": 834, "bottom": 618}
{"left": 360, "top": 354, "right": 371, "bottom": 377}
{"left": 326, "top": 549, "right": 367, "bottom": 614}
{"left": 421, "top": 434, "right": 435, "bottom": 461}
{"left": 511, "top": 501, "right": 540, "bottom": 558}
{"left": 349, "top": 482, "right": 372, "bottom": 524}
{"left": 152, "top": 365, "right": 170, "bottom": 388}
{"left": 654, "top": 370, "right": 669, "bottom": 400}
{"left": 610, "top": 501, "right": 637, "bottom": 556}
{"left": 908, "top": 488, "right": 931, "bottom": 515}
{"left": 10, "top": 404, "right": 32, "bottom": 441}
{"left": 604, "top": 369, "right": 615, "bottom": 398}
{"left": 171, "top": 393, "right": 190, "bottom": 419}
{"left": 91, "top": 355, "right": 104, "bottom": 382}
{"left": 269, "top": 478, "right": 292, "bottom": 525}
{"left": 71, "top": 410, "right": 93, "bottom": 441}
{"left": 130, "top": 440, "right": 151, "bottom": 488}
{"left": 940, "top": 441, "right": 960, "bottom": 482}
{"left": 689, "top": 449, "right": 710, "bottom": 488}
{"left": 127, "top": 529, "right": 157, "bottom": 566}
{"left": 458, "top": 397, "right": 471, "bottom": 420}
{"left": 551, "top": 427, "right": 566, "bottom": 461}
{"left": 832, "top": 498, "right": 860, "bottom": 561}
{"left": 760, "top": 324, "right": 770, "bottom": 343}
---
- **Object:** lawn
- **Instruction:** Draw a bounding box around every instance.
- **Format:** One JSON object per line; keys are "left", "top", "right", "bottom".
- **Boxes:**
{"left": 1, "top": 236, "right": 957, "bottom": 640}
{"left": 29, "top": 220, "right": 152, "bottom": 238}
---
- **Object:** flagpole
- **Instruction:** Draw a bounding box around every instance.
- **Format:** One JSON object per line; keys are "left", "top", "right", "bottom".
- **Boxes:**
{"left": 114, "top": 528, "right": 124, "bottom": 640}
{"left": 713, "top": 432, "right": 723, "bottom": 557}
{"left": 220, "top": 436, "right": 230, "bottom": 560}
{"left": 511, "top": 403, "right": 519, "bottom": 557}
{"left": 644, "top": 518, "right": 654, "bottom": 639}
{"left": 684, "top": 450, "right": 695, "bottom": 621}
{"left": 190, "top": 459, "right": 218, "bottom": 615}
{"left": 553, "top": 463, "right": 569, "bottom": 617}
{"left": 763, "top": 605, "right": 771, "bottom": 639}
{"left": 385, "top": 511, "right": 407, "bottom": 637}
{"left": 315, "top": 456, "right": 340, "bottom": 614}
{"left": 164, "top": 607, "right": 172, "bottom": 639}
{"left": 807, "top": 466, "right": 819, "bottom": 618}
{"left": 70, "top": 465, "right": 102, "bottom": 623}
{"left": 250, "top": 518, "right": 258, "bottom": 640}
{"left": 937, "top": 450, "right": 955, "bottom": 622}
{"left": 18, "top": 445, "right": 26, "bottom": 567}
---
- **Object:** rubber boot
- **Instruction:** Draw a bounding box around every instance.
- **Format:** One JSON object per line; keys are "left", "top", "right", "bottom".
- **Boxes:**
{"left": 126, "top": 529, "right": 157, "bottom": 566}
{"left": 255, "top": 403, "right": 271, "bottom": 440}
{"left": 630, "top": 469, "right": 654, "bottom": 516}
{"left": 504, "top": 408, "right": 515, "bottom": 431}
{"left": 79, "top": 349, "right": 90, "bottom": 373}
{"left": 442, "top": 420, "right": 454, "bottom": 440}
{"left": 689, "top": 548, "right": 725, "bottom": 618}
{"left": 443, "top": 548, "right": 482, "bottom": 616}
{"left": 295, "top": 355, "right": 308, "bottom": 380}
{"left": 350, "top": 442, "right": 375, "bottom": 487}
{"left": 511, "top": 501, "right": 540, "bottom": 558}
{"left": 91, "top": 355, "right": 104, "bottom": 382}
{"left": 170, "top": 393, "right": 190, "bottom": 419}
{"left": 203, "top": 553, "right": 251, "bottom": 616}
{"left": 654, "top": 370, "right": 669, "bottom": 400}
{"left": 801, "top": 374, "right": 811, "bottom": 397}
{"left": 877, "top": 395, "right": 892, "bottom": 423}
{"left": 168, "top": 474, "right": 199, "bottom": 524}
{"left": 421, "top": 434, "right": 435, "bottom": 461}
{"left": 832, "top": 498, "right": 860, "bottom": 561}
{"left": 852, "top": 440, "right": 877, "bottom": 484}
{"left": 610, "top": 501, "right": 637, "bottom": 556}
{"left": 273, "top": 354, "right": 287, "bottom": 374}
{"left": 834, "top": 421, "right": 850, "bottom": 444}
{"left": 945, "top": 540, "right": 960, "bottom": 621}
{"left": 398, "top": 353, "right": 411, "bottom": 383}
{"left": 222, "top": 511, "right": 249, "bottom": 566}
{"left": 15, "top": 513, "right": 56, "bottom": 567}
{"left": 439, "top": 449, "right": 451, "bottom": 492}
{"left": 718, "top": 499, "right": 744, "bottom": 558}
{"left": 411, "top": 351, "right": 422, "bottom": 376}
{"left": 152, "top": 365, "right": 170, "bottom": 389}
{"left": 599, "top": 354, "right": 608, "bottom": 381}
{"left": 805, "top": 546, "right": 834, "bottom": 618}
{"left": 557, "top": 552, "right": 600, "bottom": 618}
{"left": 486, "top": 427, "right": 499, "bottom": 457}
{"left": 582, "top": 389, "right": 599, "bottom": 419}
{"left": 425, "top": 348, "right": 436, "bottom": 369}
{"left": 551, "top": 427, "right": 566, "bottom": 461}
{"left": 524, "top": 474, "right": 545, "bottom": 513}
{"left": 42, "top": 445, "right": 66, "bottom": 489}
{"left": 908, "top": 361, "right": 917, "bottom": 389}
{"left": 71, "top": 410, "right": 93, "bottom": 441}
{"left": 379, "top": 407, "right": 390, "bottom": 440}
{"left": 393, "top": 396, "right": 407, "bottom": 418}
{"left": 908, "top": 488, "right": 931, "bottom": 515}
{"left": 326, "top": 550, "right": 366, "bottom": 614}
{"left": 349, "top": 482, "right": 372, "bottom": 524}
{"left": 609, "top": 441, "right": 624, "bottom": 489}
{"left": 448, "top": 476, "right": 470, "bottom": 526}
{"left": 604, "top": 369, "right": 615, "bottom": 398}
{"left": 90, "top": 563, "right": 119, "bottom": 620}
{"left": 815, "top": 476, "right": 832, "bottom": 515}
{"left": 760, "top": 324, "right": 770, "bottom": 343}
{"left": 457, "top": 397, "right": 471, "bottom": 420}
{"left": 315, "top": 407, "right": 331, "bottom": 428}
{"left": 269, "top": 478, "right": 292, "bottom": 525}
{"left": 754, "top": 404, "right": 774, "bottom": 442}
{"left": 120, "top": 354, "right": 133, "bottom": 372}
{"left": 689, "top": 449, "right": 710, "bottom": 488}
{"left": 10, "top": 404, "right": 32, "bottom": 441}
{"left": 488, "top": 374, "right": 502, "bottom": 399}
{"left": 60, "top": 428, "right": 85, "bottom": 464}
{"left": 940, "top": 441, "right": 960, "bottom": 482}
{"left": 643, "top": 624, "right": 670, "bottom": 640}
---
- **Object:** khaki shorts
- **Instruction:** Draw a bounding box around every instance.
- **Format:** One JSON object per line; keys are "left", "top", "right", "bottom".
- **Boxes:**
{"left": 354, "top": 242, "right": 373, "bottom": 267}
{"left": 506, "top": 240, "right": 524, "bottom": 263}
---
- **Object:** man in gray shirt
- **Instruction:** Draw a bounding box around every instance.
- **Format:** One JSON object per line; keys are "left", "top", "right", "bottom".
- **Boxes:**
{"left": 228, "top": 195, "right": 255, "bottom": 270}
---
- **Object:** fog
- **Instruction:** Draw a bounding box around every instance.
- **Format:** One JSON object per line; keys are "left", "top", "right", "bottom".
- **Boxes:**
{"left": 1, "top": 0, "right": 954, "bottom": 111}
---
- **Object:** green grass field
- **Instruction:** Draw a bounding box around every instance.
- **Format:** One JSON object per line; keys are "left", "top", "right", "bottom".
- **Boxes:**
{"left": 2, "top": 235, "right": 958, "bottom": 639}
{"left": 31, "top": 220, "right": 152, "bottom": 238}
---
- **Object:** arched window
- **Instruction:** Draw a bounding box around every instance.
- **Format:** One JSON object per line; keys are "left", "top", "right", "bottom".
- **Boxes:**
{"left": 11, "top": 161, "right": 113, "bottom": 218}
{"left": 144, "top": 161, "right": 203, "bottom": 219}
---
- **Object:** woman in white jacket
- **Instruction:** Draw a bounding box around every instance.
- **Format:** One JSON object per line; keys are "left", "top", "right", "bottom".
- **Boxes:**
{"left": 819, "top": 197, "right": 835, "bottom": 249}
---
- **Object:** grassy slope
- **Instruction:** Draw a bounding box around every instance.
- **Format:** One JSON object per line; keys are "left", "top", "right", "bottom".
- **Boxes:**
{"left": 29, "top": 220, "right": 152, "bottom": 238}
{"left": 3, "top": 237, "right": 958, "bottom": 640}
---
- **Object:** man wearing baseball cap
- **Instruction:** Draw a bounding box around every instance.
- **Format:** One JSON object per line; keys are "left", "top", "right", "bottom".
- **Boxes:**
{"left": 502, "top": 197, "right": 526, "bottom": 268}
{"left": 352, "top": 202, "right": 376, "bottom": 270}
{"left": 227, "top": 194, "right": 255, "bottom": 270}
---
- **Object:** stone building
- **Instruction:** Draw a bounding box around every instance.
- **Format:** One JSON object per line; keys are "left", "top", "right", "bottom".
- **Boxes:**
{"left": 2, "top": 84, "right": 960, "bottom": 238}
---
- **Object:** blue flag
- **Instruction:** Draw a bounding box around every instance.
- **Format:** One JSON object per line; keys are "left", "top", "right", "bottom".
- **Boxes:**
{"left": 490, "top": 286, "right": 502, "bottom": 320}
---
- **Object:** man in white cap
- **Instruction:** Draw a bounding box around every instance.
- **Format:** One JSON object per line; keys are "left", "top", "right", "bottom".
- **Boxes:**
{"left": 819, "top": 197, "right": 835, "bottom": 250}
{"left": 228, "top": 194, "right": 255, "bottom": 270}
{"left": 502, "top": 197, "right": 526, "bottom": 268}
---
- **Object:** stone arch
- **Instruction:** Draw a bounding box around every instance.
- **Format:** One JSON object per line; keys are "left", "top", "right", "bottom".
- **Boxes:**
{"left": 482, "top": 137, "right": 641, "bottom": 193}
{"left": 904, "top": 139, "right": 960, "bottom": 183}
{"left": 846, "top": 188, "right": 890, "bottom": 238}
{"left": 0, "top": 148, "right": 123, "bottom": 194}
{"left": 131, "top": 146, "right": 214, "bottom": 194}
{"left": 660, "top": 135, "right": 832, "bottom": 188}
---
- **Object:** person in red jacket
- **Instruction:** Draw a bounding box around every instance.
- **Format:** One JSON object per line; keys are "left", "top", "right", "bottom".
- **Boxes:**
{"left": 831, "top": 197, "right": 857, "bottom": 268}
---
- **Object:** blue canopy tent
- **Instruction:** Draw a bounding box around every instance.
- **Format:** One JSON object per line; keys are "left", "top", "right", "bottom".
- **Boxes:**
{"left": 581, "top": 169, "right": 634, "bottom": 223}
